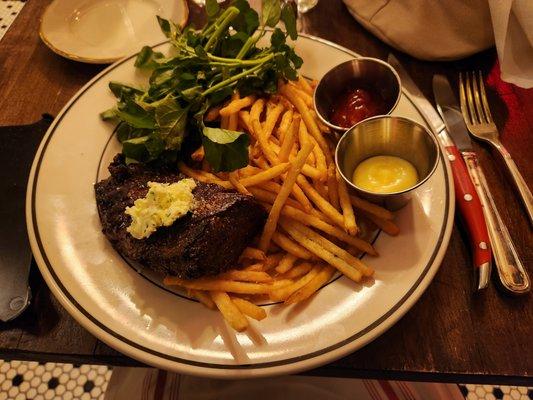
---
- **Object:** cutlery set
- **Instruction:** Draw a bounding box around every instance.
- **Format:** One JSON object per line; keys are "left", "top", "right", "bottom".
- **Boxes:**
{"left": 389, "top": 55, "right": 530, "bottom": 295}
{"left": 457, "top": 73, "right": 530, "bottom": 294}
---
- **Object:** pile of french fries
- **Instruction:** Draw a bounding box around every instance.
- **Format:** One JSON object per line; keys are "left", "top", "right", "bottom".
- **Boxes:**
{"left": 164, "top": 77, "right": 399, "bottom": 332}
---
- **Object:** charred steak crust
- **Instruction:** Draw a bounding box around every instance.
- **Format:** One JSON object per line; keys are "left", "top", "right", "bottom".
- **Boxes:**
{"left": 94, "top": 155, "right": 267, "bottom": 279}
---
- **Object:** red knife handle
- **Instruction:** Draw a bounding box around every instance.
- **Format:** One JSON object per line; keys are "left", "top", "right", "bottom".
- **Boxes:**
{"left": 445, "top": 146, "right": 492, "bottom": 268}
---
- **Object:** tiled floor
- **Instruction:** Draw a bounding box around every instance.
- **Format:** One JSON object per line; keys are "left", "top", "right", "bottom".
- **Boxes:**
{"left": 0, "top": 359, "right": 531, "bottom": 399}
{"left": 0, "top": 360, "right": 111, "bottom": 400}
{"left": 0, "top": 0, "right": 26, "bottom": 42}
{"left": 459, "top": 384, "right": 533, "bottom": 400}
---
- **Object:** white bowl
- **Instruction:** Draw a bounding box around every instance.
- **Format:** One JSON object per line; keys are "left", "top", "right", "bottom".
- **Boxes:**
{"left": 39, "top": 0, "right": 189, "bottom": 64}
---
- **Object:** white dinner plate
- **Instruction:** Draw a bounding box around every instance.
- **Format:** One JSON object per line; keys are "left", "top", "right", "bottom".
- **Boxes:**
{"left": 26, "top": 33, "right": 455, "bottom": 378}
{"left": 39, "top": 0, "right": 188, "bottom": 64}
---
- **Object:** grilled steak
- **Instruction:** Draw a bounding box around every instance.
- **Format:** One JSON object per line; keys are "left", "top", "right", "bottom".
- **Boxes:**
{"left": 94, "top": 155, "right": 267, "bottom": 279}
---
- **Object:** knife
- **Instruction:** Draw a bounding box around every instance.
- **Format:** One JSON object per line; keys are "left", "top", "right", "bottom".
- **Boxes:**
{"left": 0, "top": 127, "right": 32, "bottom": 321}
{"left": 388, "top": 54, "right": 491, "bottom": 290}
{"left": 0, "top": 117, "right": 52, "bottom": 321}
{"left": 433, "top": 75, "right": 530, "bottom": 294}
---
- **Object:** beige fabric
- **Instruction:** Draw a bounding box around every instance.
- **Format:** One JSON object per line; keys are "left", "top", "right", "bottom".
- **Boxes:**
{"left": 343, "top": 0, "right": 533, "bottom": 88}
{"left": 488, "top": 0, "right": 533, "bottom": 88}
{"left": 343, "top": 0, "right": 494, "bottom": 61}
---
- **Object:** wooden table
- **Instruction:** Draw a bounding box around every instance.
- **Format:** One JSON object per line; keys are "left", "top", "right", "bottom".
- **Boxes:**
{"left": 1, "top": 0, "right": 532, "bottom": 386}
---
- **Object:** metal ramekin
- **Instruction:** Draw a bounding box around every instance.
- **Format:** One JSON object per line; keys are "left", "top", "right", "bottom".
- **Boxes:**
{"left": 314, "top": 58, "right": 401, "bottom": 132}
{"left": 335, "top": 115, "right": 439, "bottom": 210}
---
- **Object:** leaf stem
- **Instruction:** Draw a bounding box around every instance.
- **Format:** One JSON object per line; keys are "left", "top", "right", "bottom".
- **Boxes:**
{"left": 201, "top": 58, "right": 273, "bottom": 97}
{"left": 201, "top": 6, "right": 233, "bottom": 36}
{"left": 202, "top": 24, "right": 216, "bottom": 38}
{"left": 235, "top": 35, "right": 256, "bottom": 60}
{"left": 235, "top": 25, "right": 265, "bottom": 59}
{"left": 208, "top": 53, "right": 275, "bottom": 66}
{"left": 204, "top": 7, "right": 240, "bottom": 52}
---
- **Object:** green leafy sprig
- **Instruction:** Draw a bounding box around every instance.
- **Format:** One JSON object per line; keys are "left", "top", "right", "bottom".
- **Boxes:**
{"left": 101, "top": 0, "right": 300, "bottom": 172}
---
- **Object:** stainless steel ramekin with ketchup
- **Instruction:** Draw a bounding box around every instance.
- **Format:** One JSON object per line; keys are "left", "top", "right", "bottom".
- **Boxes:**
{"left": 314, "top": 58, "right": 439, "bottom": 210}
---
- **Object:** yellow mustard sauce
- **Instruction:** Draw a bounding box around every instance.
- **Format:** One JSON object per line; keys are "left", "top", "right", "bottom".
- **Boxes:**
{"left": 352, "top": 155, "right": 419, "bottom": 194}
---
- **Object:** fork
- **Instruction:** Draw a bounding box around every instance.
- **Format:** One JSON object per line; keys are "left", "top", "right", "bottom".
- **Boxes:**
{"left": 459, "top": 71, "right": 533, "bottom": 226}
{"left": 459, "top": 72, "right": 530, "bottom": 294}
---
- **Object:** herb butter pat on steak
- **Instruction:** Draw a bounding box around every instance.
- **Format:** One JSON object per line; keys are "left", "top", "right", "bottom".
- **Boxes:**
{"left": 125, "top": 179, "right": 197, "bottom": 239}
{"left": 94, "top": 155, "right": 267, "bottom": 279}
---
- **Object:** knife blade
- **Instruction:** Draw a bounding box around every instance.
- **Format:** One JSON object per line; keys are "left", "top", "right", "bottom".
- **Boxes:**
{"left": 433, "top": 74, "right": 530, "bottom": 294}
{"left": 432, "top": 75, "right": 474, "bottom": 151}
{"left": 388, "top": 54, "right": 491, "bottom": 290}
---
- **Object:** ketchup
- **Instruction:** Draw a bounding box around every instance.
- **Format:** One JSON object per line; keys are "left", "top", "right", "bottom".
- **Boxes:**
{"left": 330, "top": 85, "right": 385, "bottom": 129}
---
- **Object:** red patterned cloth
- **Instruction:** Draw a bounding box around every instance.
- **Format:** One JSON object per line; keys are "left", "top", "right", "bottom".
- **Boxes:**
{"left": 486, "top": 62, "right": 533, "bottom": 180}
{"left": 104, "top": 367, "right": 464, "bottom": 399}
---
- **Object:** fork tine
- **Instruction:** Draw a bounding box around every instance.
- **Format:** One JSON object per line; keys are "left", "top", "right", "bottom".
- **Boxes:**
{"left": 464, "top": 71, "right": 480, "bottom": 124}
{"left": 458, "top": 72, "right": 472, "bottom": 125}
{"left": 477, "top": 71, "right": 494, "bottom": 123}
{"left": 471, "top": 71, "right": 487, "bottom": 124}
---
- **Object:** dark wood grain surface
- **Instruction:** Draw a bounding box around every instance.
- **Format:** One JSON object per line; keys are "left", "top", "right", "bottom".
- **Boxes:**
{"left": 0, "top": 0, "right": 532, "bottom": 385}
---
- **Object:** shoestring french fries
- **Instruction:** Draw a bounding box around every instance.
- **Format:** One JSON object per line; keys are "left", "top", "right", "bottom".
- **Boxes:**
{"left": 165, "top": 77, "right": 399, "bottom": 332}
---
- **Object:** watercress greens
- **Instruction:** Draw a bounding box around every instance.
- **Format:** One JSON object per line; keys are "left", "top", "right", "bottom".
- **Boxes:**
{"left": 101, "top": 0, "right": 301, "bottom": 172}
